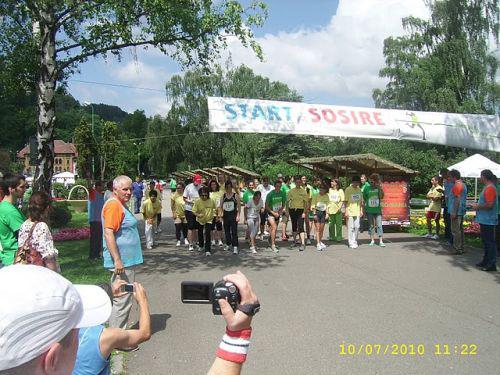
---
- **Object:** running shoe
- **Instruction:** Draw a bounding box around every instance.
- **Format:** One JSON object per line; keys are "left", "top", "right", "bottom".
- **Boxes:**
{"left": 306, "top": 238, "right": 312, "bottom": 245}
{"left": 205, "top": 251, "right": 211, "bottom": 257}
{"left": 188, "top": 245, "right": 194, "bottom": 251}
{"left": 233, "top": 247, "right": 239, "bottom": 255}
{"left": 250, "top": 246, "right": 257, "bottom": 254}
{"left": 147, "top": 245, "right": 153, "bottom": 250}
{"left": 224, "top": 245, "right": 230, "bottom": 251}
{"left": 431, "top": 234, "right": 439, "bottom": 240}
{"left": 320, "top": 242, "right": 327, "bottom": 250}
{"left": 176, "top": 240, "right": 181, "bottom": 247}
{"left": 369, "top": 240, "right": 375, "bottom": 246}
{"left": 264, "top": 230, "right": 270, "bottom": 236}
{"left": 195, "top": 245, "right": 202, "bottom": 252}
{"left": 316, "top": 244, "right": 323, "bottom": 251}
{"left": 157, "top": 227, "right": 162, "bottom": 233}
{"left": 184, "top": 238, "right": 189, "bottom": 246}
{"left": 218, "top": 240, "right": 224, "bottom": 247}
{"left": 352, "top": 243, "right": 359, "bottom": 249}
{"left": 299, "top": 245, "right": 305, "bottom": 252}
{"left": 211, "top": 240, "right": 216, "bottom": 246}
{"left": 271, "top": 246, "right": 279, "bottom": 253}
{"left": 379, "top": 241, "right": 386, "bottom": 247}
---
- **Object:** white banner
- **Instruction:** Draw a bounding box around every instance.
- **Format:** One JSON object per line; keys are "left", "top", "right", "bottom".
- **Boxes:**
{"left": 207, "top": 97, "right": 500, "bottom": 152}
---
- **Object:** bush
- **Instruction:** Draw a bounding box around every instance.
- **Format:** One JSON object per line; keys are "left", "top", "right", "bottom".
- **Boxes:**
{"left": 50, "top": 201, "right": 72, "bottom": 228}
{"left": 52, "top": 182, "right": 69, "bottom": 199}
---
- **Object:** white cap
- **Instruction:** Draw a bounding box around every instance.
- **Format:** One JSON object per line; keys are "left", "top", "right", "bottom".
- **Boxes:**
{"left": 0, "top": 265, "right": 112, "bottom": 370}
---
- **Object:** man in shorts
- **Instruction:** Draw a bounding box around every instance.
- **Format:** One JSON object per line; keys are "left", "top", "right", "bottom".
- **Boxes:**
{"left": 265, "top": 181, "right": 286, "bottom": 253}
{"left": 423, "top": 176, "right": 443, "bottom": 240}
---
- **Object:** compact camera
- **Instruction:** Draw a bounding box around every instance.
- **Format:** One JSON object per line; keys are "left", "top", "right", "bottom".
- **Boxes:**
{"left": 181, "top": 280, "right": 241, "bottom": 315}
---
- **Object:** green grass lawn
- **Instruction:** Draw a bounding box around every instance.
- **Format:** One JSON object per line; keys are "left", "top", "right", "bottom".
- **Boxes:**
{"left": 67, "top": 211, "right": 89, "bottom": 228}
{"left": 405, "top": 226, "right": 482, "bottom": 248}
{"left": 57, "top": 240, "right": 109, "bottom": 284}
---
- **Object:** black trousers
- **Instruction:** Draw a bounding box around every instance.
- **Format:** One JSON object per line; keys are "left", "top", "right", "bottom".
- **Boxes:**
{"left": 89, "top": 221, "right": 103, "bottom": 259}
{"left": 198, "top": 223, "right": 212, "bottom": 252}
{"left": 223, "top": 215, "right": 238, "bottom": 247}
{"left": 443, "top": 206, "right": 452, "bottom": 243}
{"left": 496, "top": 215, "right": 500, "bottom": 257}
{"left": 175, "top": 223, "right": 188, "bottom": 240}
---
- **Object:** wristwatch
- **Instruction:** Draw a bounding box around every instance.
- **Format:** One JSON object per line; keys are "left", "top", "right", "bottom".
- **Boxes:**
{"left": 237, "top": 302, "right": 261, "bottom": 316}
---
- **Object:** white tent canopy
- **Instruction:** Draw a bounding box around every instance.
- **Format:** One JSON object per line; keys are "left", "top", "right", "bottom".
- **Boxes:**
{"left": 448, "top": 154, "right": 500, "bottom": 178}
{"left": 448, "top": 154, "right": 500, "bottom": 199}
{"left": 52, "top": 171, "right": 75, "bottom": 184}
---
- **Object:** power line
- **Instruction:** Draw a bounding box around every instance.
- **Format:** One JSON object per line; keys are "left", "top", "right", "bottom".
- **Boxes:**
{"left": 68, "top": 79, "right": 165, "bottom": 93}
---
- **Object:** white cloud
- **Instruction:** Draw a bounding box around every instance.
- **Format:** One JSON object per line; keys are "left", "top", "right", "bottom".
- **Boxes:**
{"left": 226, "top": 0, "right": 430, "bottom": 104}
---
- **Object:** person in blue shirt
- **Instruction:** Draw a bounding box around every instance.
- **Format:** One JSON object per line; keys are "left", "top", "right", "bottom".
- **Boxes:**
{"left": 88, "top": 181, "right": 104, "bottom": 259}
{"left": 132, "top": 176, "right": 144, "bottom": 214}
{"left": 72, "top": 281, "right": 152, "bottom": 375}
{"left": 448, "top": 169, "right": 467, "bottom": 254}
{"left": 440, "top": 168, "right": 454, "bottom": 245}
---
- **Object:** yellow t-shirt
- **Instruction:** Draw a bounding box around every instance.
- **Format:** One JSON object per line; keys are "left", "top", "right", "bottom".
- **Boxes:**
{"left": 288, "top": 187, "right": 309, "bottom": 209}
{"left": 141, "top": 198, "right": 162, "bottom": 222}
{"left": 328, "top": 188, "right": 345, "bottom": 214}
{"left": 427, "top": 184, "right": 443, "bottom": 213}
{"left": 344, "top": 185, "right": 363, "bottom": 217}
{"left": 210, "top": 190, "right": 224, "bottom": 211}
{"left": 311, "top": 193, "right": 330, "bottom": 212}
{"left": 171, "top": 192, "right": 186, "bottom": 218}
{"left": 193, "top": 198, "right": 216, "bottom": 225}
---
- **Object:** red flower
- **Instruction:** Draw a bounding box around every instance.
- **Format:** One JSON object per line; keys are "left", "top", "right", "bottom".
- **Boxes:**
{"left": 53, "top": 227, "right": 90, "bottom": 241}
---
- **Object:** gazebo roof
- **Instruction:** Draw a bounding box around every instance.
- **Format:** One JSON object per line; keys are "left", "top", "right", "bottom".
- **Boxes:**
{"left": 289, "top": 153, "right": 418, "bottom": 176}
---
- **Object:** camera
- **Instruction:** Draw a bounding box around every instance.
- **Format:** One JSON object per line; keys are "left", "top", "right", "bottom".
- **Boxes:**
{"left": 181, "top": 280, "right": 241, "bottom": 315}
{"left": 121, "top": 284, "right": 134, "bottom": 293}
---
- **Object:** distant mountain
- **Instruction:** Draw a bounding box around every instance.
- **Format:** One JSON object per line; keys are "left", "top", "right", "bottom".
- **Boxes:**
{"left": 82, "top": 103, "right": 129, "bottom": 124}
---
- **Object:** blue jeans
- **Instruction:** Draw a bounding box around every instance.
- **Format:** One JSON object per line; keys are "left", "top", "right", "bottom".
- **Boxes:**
{"left": 367, "top": 213, "right": 383, "bottom": 238}
{"left": 133, "top": 196, "right": 142, "bottom": 214}
{"left": 480, "top": 224, "right": 497, "bottom": 267}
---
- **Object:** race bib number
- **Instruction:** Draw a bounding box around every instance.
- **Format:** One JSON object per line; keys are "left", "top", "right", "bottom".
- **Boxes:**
{"left": 223, "top": 201, "right": 235, "bottom": 212}
{"left": 272, "top": 204, "right": 282, "bottom": 212}
{"left": 316, "top": 202, "right": 327, "bottom": 211}
{"left": 351, "top": 193, "right": 361, "bottom": 202}
{"left": 329, "top": 193, "right": 338, "bottom": 201}
{"left": 368, "top": 197, "right": 380, "bottom": 207}
{"left": 215, "top": 198, "right": 221, "bottom": 207}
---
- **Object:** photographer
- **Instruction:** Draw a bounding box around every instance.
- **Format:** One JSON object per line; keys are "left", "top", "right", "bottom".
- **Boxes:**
{"left": 72, "top": 281, "right": 152, "bottom": 374}
{"left": 208, "top": 271, "right": 260, "bottom": 375}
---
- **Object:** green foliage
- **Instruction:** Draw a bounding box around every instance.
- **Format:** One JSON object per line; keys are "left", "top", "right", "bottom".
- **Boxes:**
{"left": 52, "top": 182, "right": 69, "bottom": 199}
{"left": 50, "top": 201, "right": 72, "bottom": 228}
{"left": 374, "top": 0, "right": 499, "bottom": 114}
{"left": 100, "top": 121, "right": 120, "bottom": 181}
{"left": 74, "top": 119, "right": 97, "bottom": 179}
{"left": 57, "top": 240, "right": 109, "bottom": 284}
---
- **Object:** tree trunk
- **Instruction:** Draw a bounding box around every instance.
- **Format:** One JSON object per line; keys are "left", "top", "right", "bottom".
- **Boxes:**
{"left": 33, "top": 6, "right": 57, "bottom": 195}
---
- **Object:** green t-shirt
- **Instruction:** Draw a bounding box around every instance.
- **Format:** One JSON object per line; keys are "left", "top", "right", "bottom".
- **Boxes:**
{"left": 0, "top": 200, "right": 26, "bottom": 265}
{"left": 363, "top": 185, "right": 382, "bottom": 214}
{"left": 169, "top": 179, "right": 177, "bottom": 189}
{"left": 265, "top": 190, "right": 287, "bottom": 212}
{"left": 242, "top": 189, "right": 255, "bottom": 204}
{"left": 361, "top": 182, "right": 371, "bottom": 194}
{"left": 281, "top": 184, "right": 291, "bottom": 195}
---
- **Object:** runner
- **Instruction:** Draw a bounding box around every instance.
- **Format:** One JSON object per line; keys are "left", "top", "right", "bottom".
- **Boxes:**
{"left": 359, "top": 174, "right": 370, "bottom": 233}
{"left": 171, "top": 183, "right": 189, "bottom": 247}
{"left": 242, "top": 180, "right": 255, "bottom": 241}
{"left": 423, "top": 176, "right": 443, "bottom": 240}
{"left": 287, "top": 176, "right": 309, "bottom": 251}
{"left": 363, "top": 173, "right": 385, "bottom": 247}
{"left": 307, "top": 177, "right": 321, "bottom": 243}
{"left": 221, "top": 180, "right": 240, "bottom": 255}
{"left": 169, "top": 177, "right": 177, "bottom": 193}
{"left": 209, "top": 180, "right": 224, "bottom": 247}
{"left": 244, "top": 191, "right": 263, "bottom": 254}
{"left": 328, "top": 178, "right": 344, "bottom": 242}
{"left": 265, "top": 180, "right": 286, "bottom": 253}
{"left": 280, "top": 176, "right": 291, "bottom": 241}
{"left": 192, "top": 186, "right": 216, "bottom": 256}
{"left": 311, "top": 182, "right": 330, "bottom": 251}
{"left": 146, "top": 180, "right": 162, "bottom": 234}
{"left": 183, "top": 174, "right": 202, "bottom": 251}
{"left": 301, "top": 175, "right": 314, "bottom": 245}
{"left": 344, "top": 176, "right": 364, "bottom": 249}
{"left": 256, "top": 176, "right": 274, "bottom": 239}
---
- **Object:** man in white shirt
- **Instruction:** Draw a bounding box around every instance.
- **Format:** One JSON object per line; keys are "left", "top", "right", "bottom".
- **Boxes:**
{"left": 256, "top": 176, "right": 274, "bottom": 238}
{"left": 183, "top": 174, "right": 202, "bottom": 251}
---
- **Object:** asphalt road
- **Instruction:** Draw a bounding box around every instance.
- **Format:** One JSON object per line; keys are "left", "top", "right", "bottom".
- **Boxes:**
{"left": 126, "top": 192, "right": 500, "bottom": 375}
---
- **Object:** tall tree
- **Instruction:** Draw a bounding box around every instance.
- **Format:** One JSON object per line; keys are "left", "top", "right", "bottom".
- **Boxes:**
{"left": 74, "top": 119, "right": 97, "bottom": 179}
{"left": 373, "top": 0, "right": 499, "bottom": 114}
{"left": 99, "top": 121, "right": 120, "bottom": 181}
{"left": 0, "top": 0, "right": 267, "bottom": 193}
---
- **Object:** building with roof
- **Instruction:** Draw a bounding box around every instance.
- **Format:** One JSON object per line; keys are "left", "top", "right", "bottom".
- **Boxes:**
{"left": 17, "top": 140, "right": 78, "bottom": 175}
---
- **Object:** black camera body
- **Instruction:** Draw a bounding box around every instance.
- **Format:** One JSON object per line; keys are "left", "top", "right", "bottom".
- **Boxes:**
{"left": 181, "top": 280, "right": 241, "bottom": 315}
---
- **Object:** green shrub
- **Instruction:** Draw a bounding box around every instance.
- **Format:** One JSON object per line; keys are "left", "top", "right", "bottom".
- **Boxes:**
{"left": 52, "top": 182, "right": 69, "bottom": 199}
{"left": 50, "top": 201, "right": 72, "bottom": 228}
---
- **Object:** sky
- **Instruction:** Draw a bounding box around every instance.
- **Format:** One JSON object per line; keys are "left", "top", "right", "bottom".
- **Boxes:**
{"left": 66, "top": 0, "right": 430, "bottom": 116}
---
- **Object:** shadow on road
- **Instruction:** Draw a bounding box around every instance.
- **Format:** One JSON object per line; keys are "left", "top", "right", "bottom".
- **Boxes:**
{"left": 150, "top": 313, "right": 171, "bottom": 335}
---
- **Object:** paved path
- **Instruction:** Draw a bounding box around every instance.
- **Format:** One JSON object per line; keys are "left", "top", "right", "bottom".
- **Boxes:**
{"left": 126, "top": 192, "right": 500, "bottom": 375}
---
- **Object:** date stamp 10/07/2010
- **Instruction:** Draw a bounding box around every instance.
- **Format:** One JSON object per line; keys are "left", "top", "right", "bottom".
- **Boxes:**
{"left": 339, "top": 343, "right": 478, "bottom": 357}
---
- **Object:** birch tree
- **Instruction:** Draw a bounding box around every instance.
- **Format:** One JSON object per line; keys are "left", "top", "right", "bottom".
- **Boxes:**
{"left": 0, "top": 0, "right": 266, "bottom": 193}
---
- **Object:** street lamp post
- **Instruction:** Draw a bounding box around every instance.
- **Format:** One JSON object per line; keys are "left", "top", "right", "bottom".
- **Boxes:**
{"left": 84, "top": 102, "right": 95, "bottom": 179}
{"left": 133, "top": 142, "right": 140, "bottom": 176}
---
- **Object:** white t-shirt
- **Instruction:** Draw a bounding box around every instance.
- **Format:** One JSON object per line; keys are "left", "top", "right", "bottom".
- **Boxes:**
{"left": 257, "top": 184, "right": 274, "bottom": 203}
{"left": 246, "top": 199, "right": 264, "bottom": 219}
{"left": 183, "top": 183, "right": 201, "bottom": 211}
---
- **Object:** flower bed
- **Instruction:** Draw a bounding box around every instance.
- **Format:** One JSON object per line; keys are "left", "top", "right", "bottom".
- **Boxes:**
{"left": 53, "top": 227, "right": 90, "bottom": 241}
{"left": 409, "top": 215, "right": 480, "bottom": 236}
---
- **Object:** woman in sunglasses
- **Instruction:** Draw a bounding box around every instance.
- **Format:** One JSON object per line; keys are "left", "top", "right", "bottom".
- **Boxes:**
{"left": 192, "top": 186, "right": 217, "bottom": 256}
